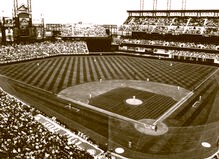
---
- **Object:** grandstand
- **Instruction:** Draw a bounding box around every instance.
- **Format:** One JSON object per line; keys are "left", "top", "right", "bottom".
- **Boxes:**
{"left": 0, "top": 0, "right": 219, "bottom": 159}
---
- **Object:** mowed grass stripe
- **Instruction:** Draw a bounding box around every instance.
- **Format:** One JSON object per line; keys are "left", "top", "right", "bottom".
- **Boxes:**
{"left": 110, "top": 56, "right": 130, "bottom": 79}
{"left": 19, "top": 61, "right": 48, "bottom": 82}
{"left": 129, "top": 57, "right": 153, "bottom": 80}
{"left": 62, "top": 57, "right": 74, "bottom": 89}
{"left": 84, "top": 57, "right": 91, "bottom": 82}
{"left": 52, "top": 57, "right": 71, "bottom": 93}
{"left": 55, "top": 57, "right": 71, "bottom": 92}
{"left": 150, "top": 61, "right": 180, "bottom": 84}
{"left": 88, "top": 57, "right": 99, "bottom": 81}
{"left": 16, "top": 63, "right": 39, "bottom": 81}
{"left": 115, "top": 57, "right": 138, "bottom": 80}
{"left": 148, "top": 60, "right": 204, "bottom": 89}
{"left": 67, "top": 57, "right": 76, "bottom": 87}
{"left": 168, "top": 63, "right": 202, "bottom": 88}
{"left": 47, "top": 57, "right": 67, "bottom": 92}
{"left": 114, "top": 56, "right": 136, "bottom": 79}
{"left": 129, "top": 58, "right": 152, "bottom": 80}
{"left": 82, "top": 57, "right": 88, "bottom": 83}
{"left": 25, "top": 60, "right": 53, "bottom": 84}
{"left": 86, "top": 57, "right": 95, "bottom": 82}
{"left": 0, "top": 62, "right": 29, "bottom": 76}
{"left": 15, "top": 64, "right": 37, "bottom": 80}
{"left": 93, "top": 57, "right": 106, "bottom": 80}
{"left": 0, "top": 65, "right": 15, "bottom": 75}
{"left": 132, "top": 58, "right": 160, "bottom": 81}
{"left": 75, "top": 57, "right": 81, "bottom": 85}
{"left": 0, "top": 63, "right": 27, "bottom": 78}
{"left": 44, "top": 58, "right": 66, "bottom": 91}
{"left": 100, "top": 56, "right": 116, "bottom": 79}
{"left": 125, "top": 95, "right": 158, "bottom": 118}
{"left": 71, "top": 56, "right": 79, "bottom": 85}
{"left": 126, "top": 95, "right": 167, "bottom": 119}
{"left": 106, "top": 56, "right": 124, "bottom": 79}
{"left": 122, "top": 57, "right": 146, "bottom": 80}
{"left": 31, "top": 60, "right": 59, "bottom": 87}
{"left": 31, "top": 60, "right": 56, "bottom": 86}
{"left": 38, "top": 58, "right": 63, "bottom": 89}
{"left": 0, "top": 63, "right": 32, "bottom": 78}
{"left": 98, "top": 56, "right": 111, "bottom": 79}
{"left": 97, "top": 56, "right": 113, "bottom": 80}
{"left": 2, "top": 63, "right": 28, "bottom": 79}
{"left": 79, "top": 57, "right": 85, "bottom": 84}
{"left": 151, "top": 99, "right": 175, "bottom": 118}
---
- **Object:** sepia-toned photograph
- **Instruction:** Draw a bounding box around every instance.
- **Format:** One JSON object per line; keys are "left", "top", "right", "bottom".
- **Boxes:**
{"left": 0, "top": 0, "right": 219, "bottom": 158}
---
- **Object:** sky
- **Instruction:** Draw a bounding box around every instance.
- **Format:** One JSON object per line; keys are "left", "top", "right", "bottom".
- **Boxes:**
{"left": 0, "top": 0, "right": 219, "bottom": 25}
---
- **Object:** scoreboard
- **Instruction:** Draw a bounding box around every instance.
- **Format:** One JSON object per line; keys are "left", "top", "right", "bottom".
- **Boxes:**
{"left": 18, "top": 13, "right": 31, "bottom": 36}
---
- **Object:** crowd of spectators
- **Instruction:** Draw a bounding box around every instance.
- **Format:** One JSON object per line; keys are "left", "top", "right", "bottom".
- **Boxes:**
{"left": 119, "top": 38, "right": 219, "bottom": 61}
{"left": 170, "top": 50, "right": 219, "bottom": 61}
{"left": 121, "top": 38, "right": 219, "bottom": 51}
{"left": 61, "top": 24, "right": 107, "bottom": 37}
{"left": 119, "top": 16, "right": 219, "bottom": 36}
{"left": 0, "top": 87, "right": 94, "bottom": 158}
{"left": 0, "top": 41, "right": 89, "bottom": 64}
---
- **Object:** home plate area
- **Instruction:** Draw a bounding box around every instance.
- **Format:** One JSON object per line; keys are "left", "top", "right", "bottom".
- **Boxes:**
{"left": 88, "top": 87, "right": 177, "bottom": 121}
{"left": 58, "top": 80, "right": 189, "bottom": 136}
{"left": 34, "top": 114, "right": 103, "bottom": 157}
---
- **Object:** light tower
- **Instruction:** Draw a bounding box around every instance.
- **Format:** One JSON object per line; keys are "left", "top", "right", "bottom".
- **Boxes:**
{"left": 167, "top": 0, "right": 172, "bottom": 10}
{"left": 182, "top": 0, "right": 187, "bottom": 10}
{"left": 13, "top": 0, "right": 32, "bottom": 18}
{"left": 140, "top": 0, "right": 144, "bottom": 11}
{"left": 153, "top": 0, "right": 158, "bottom": 11}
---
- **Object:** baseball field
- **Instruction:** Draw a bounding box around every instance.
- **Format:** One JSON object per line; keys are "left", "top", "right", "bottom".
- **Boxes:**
{"left": 0, "top": 54, "right": 218, "bottom": 159}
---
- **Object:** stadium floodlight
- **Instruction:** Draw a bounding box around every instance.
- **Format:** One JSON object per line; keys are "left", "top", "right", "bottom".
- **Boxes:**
{"left": 140, "top": 0, "right": 144, "bottom": 11}
{"left": 182, "top": 0, "right": 187, "bottom": 10}
{"left": 167, "top": 0, "right": 172, "bottom": 10}
{"left": 153, "top": 0, "right": 158, "bottom": 11}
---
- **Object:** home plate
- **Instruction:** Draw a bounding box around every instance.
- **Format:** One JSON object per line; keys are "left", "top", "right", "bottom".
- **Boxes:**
{"left": 134, "top": 119, "right": 168, "bottom": 136}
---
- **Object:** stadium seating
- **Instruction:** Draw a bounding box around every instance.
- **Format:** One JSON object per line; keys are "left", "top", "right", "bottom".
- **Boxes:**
{"left": 61, "top": 24, "right": 107, "bottom": 37}
{"left": 0, "top": 41, "right": 89, "bottom": 64}
{"left": 0, "top": 87, "right": 94, "bottom": 158}
{"left": 121, "top": 38, "right": 218, "bottom": 51}
{"left": 121, "top": 16, "right": 219, "bottom": 36}
{"left": 119, "top": 38, "right": 219, "bottom": 62}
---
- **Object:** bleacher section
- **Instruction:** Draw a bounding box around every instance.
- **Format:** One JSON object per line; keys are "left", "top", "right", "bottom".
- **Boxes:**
{"left": 118, "top": 38, "right": 219, "bottom": 63}
{"left": 121, "top": 15, "right": 219, "bottom": 36}
{"left": 61, "top": 24, "right": 107, "bottom": 37}
{"left": 0, "top": 87, "right": 95, "bottom": 158}
{"left": 0, "top": 41, "right": 89, "bottom": 64}
{"left": 117, "top": 10, "right": 219, "bottom": 65}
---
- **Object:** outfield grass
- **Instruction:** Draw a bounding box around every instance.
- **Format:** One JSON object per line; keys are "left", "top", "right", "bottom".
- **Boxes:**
{"left": 0, "top": 55, "right": 218, "bottom": 159}
{"left": 0, "top": 55, "right": 216, "bottom": 93}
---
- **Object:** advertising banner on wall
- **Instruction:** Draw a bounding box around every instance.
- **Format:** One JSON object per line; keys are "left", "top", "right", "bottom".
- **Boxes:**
{"left": 3, "top": 17, "right": 14, "bottom": 27}
{"left": 36, "top": 26, "right": 44, "bottom": 39}
{"left": 5, "top": 28, "right": 14, "bottom": 42}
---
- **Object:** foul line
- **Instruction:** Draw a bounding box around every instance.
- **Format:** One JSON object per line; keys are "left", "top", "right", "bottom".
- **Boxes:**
{"left": 153, "top": 67, "right": 219, "bottom": 125}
